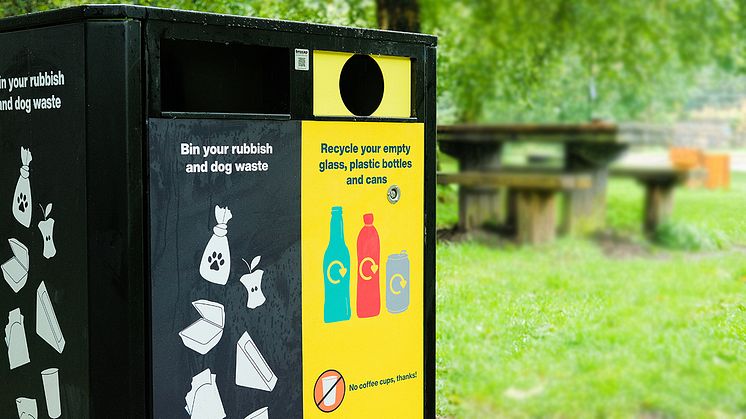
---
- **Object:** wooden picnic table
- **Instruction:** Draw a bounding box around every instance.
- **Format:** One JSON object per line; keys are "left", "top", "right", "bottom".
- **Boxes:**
{"left": 438, "top": 122, "right": 628, "bottom": 234}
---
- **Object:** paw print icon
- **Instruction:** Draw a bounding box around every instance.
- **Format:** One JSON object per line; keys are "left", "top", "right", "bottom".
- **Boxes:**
{"left": 16, "top": 193, "right": 29, "bottom": 213}
{"left": 208, "top": 252, "right": 225, "bottom": 271}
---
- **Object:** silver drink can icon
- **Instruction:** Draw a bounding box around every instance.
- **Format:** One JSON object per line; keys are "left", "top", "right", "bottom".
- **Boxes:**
{"left": 386, "top": 250, "right": 410, "bottom": 314}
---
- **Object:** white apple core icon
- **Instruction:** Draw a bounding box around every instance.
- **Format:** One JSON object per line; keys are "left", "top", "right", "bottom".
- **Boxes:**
{"left": 240, "top": 256, "right": 266, "bottom": 310}
{"left": 38, "top": 203, "right": 56, "bottom": 259}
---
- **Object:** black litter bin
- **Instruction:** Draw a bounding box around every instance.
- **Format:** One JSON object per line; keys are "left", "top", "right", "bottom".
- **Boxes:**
{"left": 0, "top": 5, "right": 436, "bottom": 419}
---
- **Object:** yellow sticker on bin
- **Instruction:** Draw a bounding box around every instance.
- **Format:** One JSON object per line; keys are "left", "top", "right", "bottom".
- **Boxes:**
{"left": 301, "top": 121, "right": 424, "bottom": 418}
{"left": 313, "top": 51, "right": 411, "bottom": 118}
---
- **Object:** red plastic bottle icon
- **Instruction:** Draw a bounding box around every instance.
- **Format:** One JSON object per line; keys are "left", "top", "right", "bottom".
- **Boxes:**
{"left": 356, "top": 213, "right": 380, "bottom": 318}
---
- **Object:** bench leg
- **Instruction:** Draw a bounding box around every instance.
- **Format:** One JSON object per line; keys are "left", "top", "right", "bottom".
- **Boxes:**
{"left": 562, "top": 168, "right": 608, "bottom": 235}
{"left": 505, "top": 188, "right": 518, "bottom": 230}
{"left": 516, "top": 190, "right": 557, "bottom": 245}
{"left": 458, "top": 187, "right": 501, "bottom": 231}
{"left": 644, "top": 184, "right": 674, "bottom": 235}
{"left": 562, "top": 143, "right": 627, "bottom": 235}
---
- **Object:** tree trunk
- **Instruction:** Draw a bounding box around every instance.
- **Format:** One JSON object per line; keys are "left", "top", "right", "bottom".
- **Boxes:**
{"left": 376, "top": 0, "right": 421, "bottom": 33}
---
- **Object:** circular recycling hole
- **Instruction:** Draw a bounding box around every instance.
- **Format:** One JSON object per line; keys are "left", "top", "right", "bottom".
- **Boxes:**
{"left": 339, "top": 54, "right": 384, "bottom": 117}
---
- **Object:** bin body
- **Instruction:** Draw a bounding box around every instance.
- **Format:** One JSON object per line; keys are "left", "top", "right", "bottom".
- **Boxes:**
{"left": 0, "top": 6, "right": 436, "bottom": 418}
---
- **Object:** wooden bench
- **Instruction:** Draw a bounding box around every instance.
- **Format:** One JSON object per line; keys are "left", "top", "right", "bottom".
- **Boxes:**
{"left": 610, "top": 166, "right": 702, "bottom": 235}
{"left": 438, "top": 171, "right": 592, "bottom": 244}
{"left": 438, "top": 123, "right": 628, "bottom": 235}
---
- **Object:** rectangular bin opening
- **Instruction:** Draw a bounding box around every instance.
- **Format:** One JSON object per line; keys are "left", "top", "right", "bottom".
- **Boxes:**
{"left": 160, "top": 39, "right": 290, "bottom": 115}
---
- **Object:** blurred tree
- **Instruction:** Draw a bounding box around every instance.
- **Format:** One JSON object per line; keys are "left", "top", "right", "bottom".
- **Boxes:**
{"left": 422, "top": 0, "right": 745, "bottom": 123}
{"left": 0, "top": 0, "right": 61, "bottom": 15}
{"left": 1, "top": 0, "right": 742, "bottom": 124}
{"left": 376, "top": 0, "right": 419, "bottom": 32}
{"left": 241, "top": 0, "right": 375, "bottom": 27}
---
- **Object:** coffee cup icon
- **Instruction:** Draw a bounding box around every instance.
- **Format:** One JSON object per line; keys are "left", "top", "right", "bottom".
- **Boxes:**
{"left": 321, "top": 375, "right": 339, "bottom": 407}
{"left": 41, "top": 367, "right": 61, "bottom": 418}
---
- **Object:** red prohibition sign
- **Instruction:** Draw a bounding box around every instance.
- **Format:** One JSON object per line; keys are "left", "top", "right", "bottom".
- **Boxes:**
{"left": 314, "top": 369, "right": 346, "bottom": 413}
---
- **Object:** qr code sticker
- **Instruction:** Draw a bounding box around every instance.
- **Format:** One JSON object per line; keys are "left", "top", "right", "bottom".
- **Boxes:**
{"left": 295, "top": 49, "right": 309, "bottom": 71}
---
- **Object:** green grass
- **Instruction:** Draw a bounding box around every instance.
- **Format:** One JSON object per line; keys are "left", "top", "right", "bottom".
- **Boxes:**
{"left": 436, "top": 172, "right": 746, "bottom": 417}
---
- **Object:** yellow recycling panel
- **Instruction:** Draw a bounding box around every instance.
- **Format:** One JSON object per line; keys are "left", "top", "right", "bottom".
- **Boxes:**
{"left": 313, "top": 50, "right": 411, "bottom": 118}
{"left": 301, "top": 121, "right": 424, "bottom": 418}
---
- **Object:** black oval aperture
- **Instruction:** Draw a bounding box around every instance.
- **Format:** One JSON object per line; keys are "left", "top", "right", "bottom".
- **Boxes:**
{"left": 339, "top": 54, "right": 384, "bottom": 116}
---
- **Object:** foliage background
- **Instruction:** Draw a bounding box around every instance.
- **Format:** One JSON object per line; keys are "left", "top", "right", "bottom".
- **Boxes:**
{"left": 2, "top": 0, "right": 744, "bottom": 123}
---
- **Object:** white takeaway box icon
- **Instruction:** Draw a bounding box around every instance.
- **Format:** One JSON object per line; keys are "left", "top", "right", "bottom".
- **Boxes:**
{"left": 179, "top": 300, "right": 225, "bottom": 355}
{"left": 2, "top": 238, "right": 29, "bottom": 293}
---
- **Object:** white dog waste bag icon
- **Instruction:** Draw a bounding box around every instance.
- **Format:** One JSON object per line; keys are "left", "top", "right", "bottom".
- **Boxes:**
{"left": 12, "top": 147, "right": 32, "bottom": 228}
{"left": 199, "top": 206, "right": 232, "bottom": 285}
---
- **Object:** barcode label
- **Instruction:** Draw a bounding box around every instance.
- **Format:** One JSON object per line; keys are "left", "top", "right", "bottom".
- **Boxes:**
{"left": 294, "top": 49, "right": 309, "bottom": 71}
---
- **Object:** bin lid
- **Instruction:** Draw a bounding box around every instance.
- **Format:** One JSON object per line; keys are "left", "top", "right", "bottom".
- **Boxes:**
{"left": 0, "top": 5, "right": 437, "bottom": 47}
{"left": 7, "top": 239, "right": 28, "bottom": 270}
{"left": 192, "top": 299, "right": 224, "bottom": 328}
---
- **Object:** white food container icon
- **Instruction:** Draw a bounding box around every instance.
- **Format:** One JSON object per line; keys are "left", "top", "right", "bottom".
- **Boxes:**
{"left": 36, "top": 281, "right": 66, "bottom": 354}
{"left": 236, "top": 331, "right": 277, "bottom": 392}
{"left": 2, "top": 238, "right": 29, "bottom": 293}
{"left": 179, "top": 300, "right": 225, "bottom": 355}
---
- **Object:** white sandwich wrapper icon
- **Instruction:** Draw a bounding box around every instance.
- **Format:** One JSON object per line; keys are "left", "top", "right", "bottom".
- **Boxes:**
{"left": 2, "top": 238, "right": 29, "bottom": 293}
{"left": 235, "top": 331, "right": 277, "bottom": 392}
{"left": 185, "top": 368, "right": 226, "bottom": 419}
{"left": 179, "top": 300, "right": 224, "bottom": 355}
{"left": 245, "top": 406, "right": 269, "bottom": 419}
{"left": 36, "top": 281, "right": 65, "bottom": 354}
{"left": 5, "top": 308, "right": 31, "bottom": 370}
{"left": 16, "top": 397, "right": 37, "bottom": 419}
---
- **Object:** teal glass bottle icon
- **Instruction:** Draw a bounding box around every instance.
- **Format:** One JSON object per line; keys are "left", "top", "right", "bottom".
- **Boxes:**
{"left": 324, "top": 206, "right": 351, "bottom": 323}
